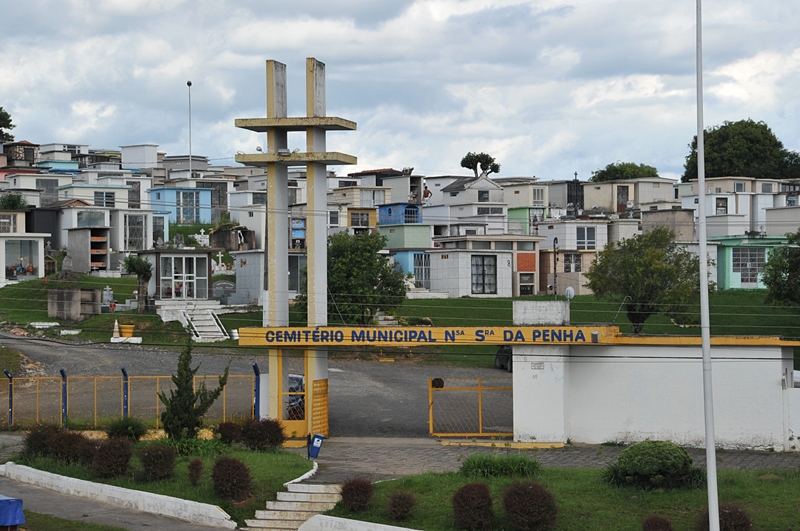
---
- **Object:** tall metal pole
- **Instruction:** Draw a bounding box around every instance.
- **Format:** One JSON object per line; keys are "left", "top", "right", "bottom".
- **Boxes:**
{"left": 187, "top": 81, "right": 193, "bottom": 178}
{"left": 696, "top": 1, "right": 720, "bottom": 528}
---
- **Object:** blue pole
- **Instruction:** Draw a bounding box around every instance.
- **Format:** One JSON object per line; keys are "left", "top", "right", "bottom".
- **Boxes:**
{"left": 59, "top": 368, "right": 67, "bottom": 427}
{"left": 3, "top": 370, "right": 12, "bottom": 429}
{"left": 121, "top": 367, "right": 129, "bottom": 418}
{"left": 252, "top": 363, "right": 260, "bottom": 420}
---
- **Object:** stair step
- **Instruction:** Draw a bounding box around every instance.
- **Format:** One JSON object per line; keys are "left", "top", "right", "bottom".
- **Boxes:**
{"left": 254, "top": 510, "right": 316, "bottom": 521}
{"left": 286, "top": 483, "right": 341, "bottom": 494}
{"left": 265, "top": 500, "right": 337, "bottom": 512}
{"left": 277, "top": 492, "right": 341, "bottom": 503}
{"left": 243, "top": 519, "right": 305, "bottom": 530}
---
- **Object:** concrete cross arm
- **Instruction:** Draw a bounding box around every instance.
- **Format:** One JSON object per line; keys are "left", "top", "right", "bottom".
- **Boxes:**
{"left": 235, "top": 117, "right": 357, "bottom": 132}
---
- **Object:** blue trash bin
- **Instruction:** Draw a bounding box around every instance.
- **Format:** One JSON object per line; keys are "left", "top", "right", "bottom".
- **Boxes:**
{"left": 308, "top": 433, "right": 325, "bottom": 459}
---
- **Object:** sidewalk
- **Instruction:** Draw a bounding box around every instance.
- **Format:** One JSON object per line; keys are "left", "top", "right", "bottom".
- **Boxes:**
{"left": 2, "top": 433, "right": 800, "bottom": 530}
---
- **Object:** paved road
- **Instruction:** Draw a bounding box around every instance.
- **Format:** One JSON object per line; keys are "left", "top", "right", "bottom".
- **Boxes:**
{"left": 0, "top": 332, "right": 501, "bottom": 438}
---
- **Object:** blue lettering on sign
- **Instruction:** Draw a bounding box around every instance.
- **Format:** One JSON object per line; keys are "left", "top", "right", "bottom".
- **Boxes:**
{"left": 504, "top": 330, "right": 513, "bottom": 341}
{"left": 352, "top": 330, "right": 365, "bottom": 342}
{"left": 532, "top": 330, "right": 541, "bottom": 341}
{"left": 514, "top": 330, "right": 525, "bottom": 342}
{"left": 576, "top": 330, "right": 586, "bottom": 342}
{"left": 475, "top": 330, "right": 485, "bottom": 342}
{"left": 563, "top": 330, "right": 573, "bottom": 341}
{"left": 445, "top": 330, "right": 456, "bottom": 342}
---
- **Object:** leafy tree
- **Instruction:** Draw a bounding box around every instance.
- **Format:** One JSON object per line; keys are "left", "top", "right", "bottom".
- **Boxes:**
{"left": 584, "top": 227, "right": 704, "bottom": 334}
{"left": 295, "top": 231, "right": 407, "bottom": 325}
{"left": 0, "top": 107, "right": 14, "bottom": 143}
{"left": 682, "top": 119, "right": 800, "bottom": 182}
{"left": 0, "top": 193, "right": 27, "bottom": 210}
{"left": 158, "top": 339, "right": 229, "bottom": 440}
{"left": 123, "top": 254, "right": 153, "bottom": 314}
{"left": 461, "top": 152, "right": 500, "bottom": 178}
{"left": 762, "top": 229, "right": 800, "bottom": 306}
{"left": 590, "top": 162, "right": 659, "bottom": 182}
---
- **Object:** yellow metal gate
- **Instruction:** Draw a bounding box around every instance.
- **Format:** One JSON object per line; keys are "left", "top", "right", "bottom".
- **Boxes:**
{"left": 428, "top": 376, "right": 513, "bottom": 437}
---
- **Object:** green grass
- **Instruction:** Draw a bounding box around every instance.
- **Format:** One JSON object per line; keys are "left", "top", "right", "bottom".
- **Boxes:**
{"left": 24, "top": 511, "right": 128, "bottom": 531}
{"left": 326, "top": 467, "right": 800, "bottom": 530}
{"left": 0, "top": 345, "right": 21, "bottom": 373}
{"left": 19, "top": 446, "right": 313, "bottom": 527}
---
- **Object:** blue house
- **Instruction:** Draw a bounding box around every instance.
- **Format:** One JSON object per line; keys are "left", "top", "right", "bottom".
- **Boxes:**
{"left": 378, "top": 203, "right": 422, "bottom": 225}
{"left": 147, "top": 187, "right": 212, "bottom": 225}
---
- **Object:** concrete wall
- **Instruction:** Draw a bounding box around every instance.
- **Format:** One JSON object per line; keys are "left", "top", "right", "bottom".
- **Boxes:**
{"left": 429, "top": 250, "right": 512, "bottom": 298}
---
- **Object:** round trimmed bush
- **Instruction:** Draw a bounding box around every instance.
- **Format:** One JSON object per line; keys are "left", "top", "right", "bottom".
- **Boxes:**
{"left": 643, "top": 515, "right": 674, "bottom": 531}
{"left": 22, "top": 423, "right": 60, "bottom": 459}
{"left": 610, "top": 440, "right": 693, "bottom": 489}
{"left": 90, "top": 437, "right": 133, "bottom": 479}
{"left": 340, "top": 477, "right": 373, "bottom": 512}
{"left": 452, "top": 482, "right": 493, "bottom": 531}
{"left": 188, "top": 458, "right": 203, "bottom": 486}
{"left": 216, "top": 421, "right": 243, "bottom": 445}
{"left": 49, "top": 431, "right": 92, "bottom": 464}
{"left": 388, "top": 491, "right": 416, "bottom": 521}
{"left": 695, "top": 504, "right": 753, "bottom": 531}
{"left": 503, "top": 481, "right": 557, "bottom": 531}
{"left": 212, "top": 456, "right": 252, "bottom": 502}
{"left": 137, "top": 443, "right": 177, "bottom": 481}
{"left": 240, "top": 418, "right": 286, "bottom": 451}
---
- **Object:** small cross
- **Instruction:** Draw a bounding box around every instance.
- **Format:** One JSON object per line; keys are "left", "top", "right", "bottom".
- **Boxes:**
{"left": 217, "top": 250, "right": 225, "bottom": 265}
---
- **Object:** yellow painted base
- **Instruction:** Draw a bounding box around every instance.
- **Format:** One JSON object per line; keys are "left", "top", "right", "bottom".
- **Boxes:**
{"left": 283, "top": 439, "right": 309, "bottom": 448}
{"left": 440, "top": 440, "right": 565, "bottom": 449}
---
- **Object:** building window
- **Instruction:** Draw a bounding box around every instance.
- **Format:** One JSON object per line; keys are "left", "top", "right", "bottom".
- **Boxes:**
{"left": 564, "top": 253, "right": 581, "bottom": 273}
{"left": 715, "top": 197, "right": 728, "bottom": 215}
{"left": 77, "top": 210, "right": 105, "bottom": 227}
{"left": 732, "top": 247, "right": 765, "bottom": 284}
{"left": 360, "top": 190, "right": 385, "bottom": 207}
{"left": 350, "top": 211, "right": 370, "bottom": 227}
{"left": 471, "top": 255, "right": 497, "bottom": 294}
{"left": 477, "top": 207, "right": 490, "bottom": 215}
{"left": 288, "top": 254, "right": 307, "bottom": 292}
{"left": 762, "top": 183, "right": 773, "bottom": 193}
{"left": 576, "top": 227, "right": 596, "bottom": 250}
{"left": 126, "top": 181, "right": 141, "bottom": 209}
{"left": 450, "top": 191, "right": 459, "bottom": 197}
{"left": 413, "top": 253, "right": 430, "bottom": 289}
{"left": 338, "top": 180, "right": 357, "bottom": 187}
{"left": 404, "top": 206, "right": 418, "bottom": 224}
{"left": 153, "top": 216, "right": 165, "bottom": 244}
{"left": 176, "top": 191, "right": 200, "bottom": 224}
{"left": 735, "top": 182, "right": 746, "bottom": 193}
{"left": 329, "top": 211, "right": 339, "bottom": 227}
{"left": 36, "top": 178, "right": 58, "bottom": 206}
{"left": 94, "top": 191, "right": 115, "bottom": 208}
{"left": 531, "top": 187, "right": 545, "bottom": 205}
{"left": 478, "top": 190, "right": 489, "bottom": 202}
{"left": 253, "top": 193, "right": 266, "bottom": 205}
{"left": 0, "top": 214, "right": 17, "bottom": 233}
{"left": 787, "top": 196, "right": 798, "bottom": 206}
{"left": 124, "top": 214, "right": 145, "bottom": 250}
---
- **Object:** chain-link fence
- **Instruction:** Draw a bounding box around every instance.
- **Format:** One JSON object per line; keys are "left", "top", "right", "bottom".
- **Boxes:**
{"left": 0, "top": 374, "right": 254, "bottom": 429}
{"left": 428, "top": 376, "right": 513, "bottom": 437}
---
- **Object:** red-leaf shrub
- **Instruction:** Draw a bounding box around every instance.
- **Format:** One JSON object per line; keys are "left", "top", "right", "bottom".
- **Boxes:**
{"left": 502, "top": 481, "right": 557, "bottom": 531}
{"left": 340, "top": 477, "right": 373, "bottom": 512}
{"left": 452, "top": 482, "right": 493, "bottom": 531}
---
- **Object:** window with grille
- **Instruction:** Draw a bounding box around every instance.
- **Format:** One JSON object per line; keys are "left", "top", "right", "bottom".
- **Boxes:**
{"left": 732, "top": 248, "right": 765, "bottom": 284}
{"left": 360, "top": 190, "right": 385, "bottom": 207}
{"left": 564, "top": 253, "right": 581, "bottom": 273}
{"left": 124, "top": 214, "right": 145, "bottom": 250}
{"left": 735, "top": 182, "right": 745, "bottom": 193}
{"left": 329, "top": 211, "right": 339, "bottom": 227}
{"left": 404, "top": 206, "right": 418, "bottom": 224}
{"left": 413, "top": 253, "right": 430, "bottom": 289}
{"left": 350, "top": 211, "right": 370, "bottom": 227}
{"left": 0, "top": 214, "right": 17, "bottom": 233}
{"left": 576, "top": 227, "right": 596, "bottom": 250}
{"left": 471, "top": 255, "right": 497, "bottom": 294}
{"left": 176, "top": 191, "right": 200, "bottom": 224}
{"left": 253, "top": 193, "right": 266, "bottom": 205}
{"left": 94, "top": 191, "right": 115, "bottom": 208}
{"left": 715, "top": 197, "right": 728, "bottom": 215}
{"left": 478, "top": 190, "right": 489, "bottom": 202}
{"left": 531, "top": 188, "right": 545, "bottom": 205}
{"left": 126, "top": 181, "right": 141, "bottom": 209}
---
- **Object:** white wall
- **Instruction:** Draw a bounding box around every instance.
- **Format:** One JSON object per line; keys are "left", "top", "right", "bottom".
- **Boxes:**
{"left": 429, "top": 250, "right": 512, "bottom": 298}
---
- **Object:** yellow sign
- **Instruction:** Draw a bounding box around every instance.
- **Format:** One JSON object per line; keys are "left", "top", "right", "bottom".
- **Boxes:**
{"left": 238, "top": 326, "right": 616, "bottom": 348}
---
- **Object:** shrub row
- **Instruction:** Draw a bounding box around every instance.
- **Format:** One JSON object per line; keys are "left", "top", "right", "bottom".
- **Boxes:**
{"left": 460, "top": 454, "right": 541, "bottom": 479}
{"left": 215, "top": 419, "right": 286, "bottom": 450}
{"left": 339, "top": 477, "right": 417, "bottom": 523}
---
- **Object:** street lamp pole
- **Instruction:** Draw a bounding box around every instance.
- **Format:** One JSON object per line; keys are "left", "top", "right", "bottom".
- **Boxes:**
{"left": 187, "top": 81, "right": 193, "bottom": 179}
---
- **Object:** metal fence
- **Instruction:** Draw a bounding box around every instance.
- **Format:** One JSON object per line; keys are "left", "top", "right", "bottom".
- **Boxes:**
{"left": 0, "top": 374, "right": 254, "bottom": 429}
{"left": 428, "top": 376, "right": 513, "bottom": 437}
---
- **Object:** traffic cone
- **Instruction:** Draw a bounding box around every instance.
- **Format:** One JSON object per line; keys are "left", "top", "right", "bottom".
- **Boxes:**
{"left": 112, "top": 319, "right": 120, "bottom": 338}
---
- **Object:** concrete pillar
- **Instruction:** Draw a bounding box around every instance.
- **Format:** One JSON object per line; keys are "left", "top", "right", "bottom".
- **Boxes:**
{"left": 512, "top": 301, "right": 571, "bottom": 443}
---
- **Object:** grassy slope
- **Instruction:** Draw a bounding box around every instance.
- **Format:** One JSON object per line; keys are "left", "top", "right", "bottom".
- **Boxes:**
{"left": 327, "top": 467, "right": 800, "bottom": 530}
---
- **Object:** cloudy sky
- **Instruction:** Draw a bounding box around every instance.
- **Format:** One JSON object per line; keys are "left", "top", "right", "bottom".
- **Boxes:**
{"left": 2, "top": 0, "right": 799, "bottom": 181}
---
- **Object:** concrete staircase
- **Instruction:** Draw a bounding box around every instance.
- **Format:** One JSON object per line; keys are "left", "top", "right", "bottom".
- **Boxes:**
{"left": 374, "top": 311, "right": 399, "bottom": 326}
{"left": 242, "top": 483, "right": 341, "bottom": 530}
{"left": 155, "top": 299, "right": 229, "bottom": 342}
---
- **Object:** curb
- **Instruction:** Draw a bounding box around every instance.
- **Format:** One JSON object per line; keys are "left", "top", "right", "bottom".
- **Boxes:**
{"left": 0, "top": 462, "right": 236, "bottom": 529}
{"left": 439, "top": 440, "right": 565, "bottom": 449}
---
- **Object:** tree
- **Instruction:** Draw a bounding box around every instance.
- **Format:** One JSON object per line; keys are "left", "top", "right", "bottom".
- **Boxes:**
{"left": 123, "top": 254, "right": 153, "bottom": 314}
{"left": 295, "top": 231, "right": 407, "bottom": 325}
{"left": 158, "top": 339, "right": 229, "bottom": 440}
{"left": 762, "top": 229, "right": 800, "bottom": 306}
{"left": 584, "top": 227, "right": 704, "bottom": 334}
{"left": 460, "top": 152, "right": 500, "bottom": 178}
{"left": 0, "top": 107, "right": 14, "bottom": 143}
{"left": 682, "top": 119, "right": 800, "bottom": 182}
{"left": 0, "top": 193, "right": 27, "bottom": 210}
{"left": 590, "top": 162, "right": 659, "bottom": 182}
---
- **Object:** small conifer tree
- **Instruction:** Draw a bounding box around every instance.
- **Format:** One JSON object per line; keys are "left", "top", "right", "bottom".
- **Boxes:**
{"left": 158, "top": 338, "right": 229, "bottom": 440}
